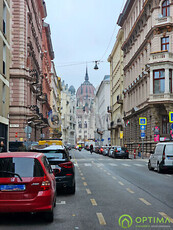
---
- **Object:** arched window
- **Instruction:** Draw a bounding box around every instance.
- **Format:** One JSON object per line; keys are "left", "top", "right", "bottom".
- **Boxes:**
{"left": 162, "top": 0, "right": 170, "bottom": 17}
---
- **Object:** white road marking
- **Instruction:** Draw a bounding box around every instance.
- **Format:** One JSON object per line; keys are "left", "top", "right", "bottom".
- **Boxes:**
{"left": 134, "top": 164, "right": 144, "bottom": 167}
{"left": 122, "top": 163, "right": 130, "bottom": 167}
{"left": 84, "top": 163, "right": 92, "bottom": 166}
{"left": 109, "top": 163, "right": 118, "bottom": 166}
{"left": 56, "top": 201, "right": 66, "bottom": 205}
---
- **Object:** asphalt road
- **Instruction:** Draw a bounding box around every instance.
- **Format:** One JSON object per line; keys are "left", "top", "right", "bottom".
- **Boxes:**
{"left": 1, "top": 149, "right": 173, "bottom": 230}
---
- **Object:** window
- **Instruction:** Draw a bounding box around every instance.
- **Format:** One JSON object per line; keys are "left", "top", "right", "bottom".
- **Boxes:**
{"left": 161, "top": 37, "right": 169, "bottom": 51}
{"left": 3, "top": 2, "right": 6, "bottom": 34}
{"left": 162, "top": 115, "right": 169, "bottom": 134}
{"left": 2, "top": 83, "right": 6, "bottom": 104}
{"left": 162, "top": 0, "right": 170, "bottom": 17}
{"left": 3, "top": 43, "right": 6, "bottom": 75}
{"left": 153, "top": 70, "right": 165, "bottom": 94}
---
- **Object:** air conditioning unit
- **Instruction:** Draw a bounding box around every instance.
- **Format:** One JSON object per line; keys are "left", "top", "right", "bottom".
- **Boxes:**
{"left": 117, "top": 95, "right": 123, "bottom": 104}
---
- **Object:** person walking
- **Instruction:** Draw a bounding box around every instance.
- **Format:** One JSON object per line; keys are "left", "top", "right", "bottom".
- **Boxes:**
{"left": 90, "top": 144, "right": 93, "bottom": 154}
{"left": 0, "top": 141, "right": 7, "bottom": 153}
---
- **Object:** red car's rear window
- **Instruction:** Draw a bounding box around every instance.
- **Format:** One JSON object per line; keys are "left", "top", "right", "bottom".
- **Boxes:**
{"left": 0, "top": 158, "right": 44, "bottom": 178}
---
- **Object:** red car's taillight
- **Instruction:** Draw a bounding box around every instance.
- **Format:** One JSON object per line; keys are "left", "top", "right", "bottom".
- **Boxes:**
{"left": 115, "top": 150, "right": 118, "bottom": 152}
{"left": 163, "top": 151, "right": 165, "bottom": 160}
{"left": 59, "top": 162, "right": 74, "bottom": 169}
{"left": 40, "top": 175, "right": 51, "bottom": 191}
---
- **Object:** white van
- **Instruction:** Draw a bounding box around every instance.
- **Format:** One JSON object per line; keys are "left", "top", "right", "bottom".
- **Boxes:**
{"left": 148, "top": 142, "right": 173, "bottom": 173}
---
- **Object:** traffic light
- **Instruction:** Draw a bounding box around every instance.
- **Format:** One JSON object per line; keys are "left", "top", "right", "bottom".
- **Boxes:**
{"left": 15, "top": 132, "right": 18, "bottom": 138}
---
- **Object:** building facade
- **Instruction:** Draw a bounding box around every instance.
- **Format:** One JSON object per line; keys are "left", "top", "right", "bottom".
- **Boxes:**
{"left": 0, "top": 0, "right": 10, "bottom": 147}
{"left": 76, "top": 68, "right": 95, "bottom": 145}
{"left": 95, "top": 75, "right": 111, "bottom": 146}
{"left": 9, "top": 0, "right": 50, "bottom": 142}
{"left": 49, "top": 61, "right": 62, "bottom": 139}
{"left": 61, "top": 82, "right": 76, "bottom": 146}
{"left": 117, "top": 0, "right": 173, "bottom": 152}
{"left": 108, "top": 29, "right": 124, "bottom": 146}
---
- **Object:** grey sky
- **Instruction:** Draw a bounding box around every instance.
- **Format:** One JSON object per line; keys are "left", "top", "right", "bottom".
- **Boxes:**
{"left": 44, "top": 0, "right": 125, "bottom": 90}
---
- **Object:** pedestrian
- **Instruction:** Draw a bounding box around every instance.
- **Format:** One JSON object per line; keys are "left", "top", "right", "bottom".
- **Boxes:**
{"left": 90, "top": 144, "right": 93, "bottom": 154}
{"left": 18, "top": 143, "right": 27, "bottom": 152}
{"left": 138, "top": 145, "right": 141, "bottom": 157}
{"left": 0, "top": 140, "right": 7, "bottom": 153}
{"left": 124, "top": 144, "right": 129, "bottom": 159}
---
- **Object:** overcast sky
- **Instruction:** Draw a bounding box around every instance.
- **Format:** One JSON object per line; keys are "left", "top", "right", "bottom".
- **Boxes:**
{"left": 44, "top": 0, "right": 125, "bottom": 91}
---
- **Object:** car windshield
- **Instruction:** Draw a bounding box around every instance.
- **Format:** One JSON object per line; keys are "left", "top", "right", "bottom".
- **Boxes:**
{"left": 0, "top": 157, "right": 44, "bottom": 178}
{"left": 117, "top": 147, "right": 121, "bottom": 151}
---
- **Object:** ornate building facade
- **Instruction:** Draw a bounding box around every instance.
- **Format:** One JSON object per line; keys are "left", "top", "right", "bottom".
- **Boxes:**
{"left": 76, "top": 68, "right": 95, "bottom": 145}
{"left": 117, "top": 0, "right": 173, "bottom": 152}
{"left": 0, "top": 0, "right": 10, "bottom": 147}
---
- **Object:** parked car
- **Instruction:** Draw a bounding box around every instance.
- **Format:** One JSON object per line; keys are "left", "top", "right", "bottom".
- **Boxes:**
{"left": 109, "top": 146, "right": 117, "bottom": 157}
{"left": 148, "top": 142, "right": 173, "bottom": 173}
{"left": 102, "top": 146, "right": 110, "bottom": 156}
{"left": 0, "top": 152, "right": 56, "bottom": 222}
{"left": 36, "top": 145, "right": 75, "bottom": 194}
{"left": 113, "top": 146, "right": 129, "bottom": 159}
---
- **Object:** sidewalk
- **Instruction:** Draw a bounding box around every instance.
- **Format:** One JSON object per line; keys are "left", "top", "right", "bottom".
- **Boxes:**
{"left": 129, "top": 152, "right": 150, "bottom": 160}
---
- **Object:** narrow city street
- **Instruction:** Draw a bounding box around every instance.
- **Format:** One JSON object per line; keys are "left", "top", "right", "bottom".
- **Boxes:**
{"left": 1, "top": 149, "right": 173, "bottom": 230}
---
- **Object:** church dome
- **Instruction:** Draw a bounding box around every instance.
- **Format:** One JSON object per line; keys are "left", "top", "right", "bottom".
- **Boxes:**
{"left": 76, "top": 68, "right": 95, "bottom": 99}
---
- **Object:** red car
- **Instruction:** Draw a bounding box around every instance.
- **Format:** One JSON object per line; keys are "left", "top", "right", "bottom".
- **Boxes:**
{"left": 0, "top": 152, "right": 56, "bottom": 222}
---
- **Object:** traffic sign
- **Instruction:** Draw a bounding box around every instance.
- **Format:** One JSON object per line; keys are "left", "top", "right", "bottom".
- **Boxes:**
{"left": 120, "top": 131, "right": 123, "bottom": 139}
{"left": 139, "top": 117, "right": 147, "bottom": 125}
{"left": 169, "top": 112, "right": 173, "bottom": 123}
{"left": 141, "top": 132, "right": 145, "bottom": 138}
{"left": 140, "top": 125, "right": 146, "bottom": 130}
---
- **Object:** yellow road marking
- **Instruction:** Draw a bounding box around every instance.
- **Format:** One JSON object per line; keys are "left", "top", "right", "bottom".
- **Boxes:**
{"left": 90, "top": 199, "right": 97, "bottom": 206}
{"left": 81, "top": 177, "right": 85, "bottom": 180}
{"left": 126, "top": 188, "right": 135, "bottom": 194}
{"left": 139, "top": 198, "right": 151, "bottom": 206}
{"left": 96, "top": 213, "right": 106, "bottom": 225}
{"left": 83, "top": 182, "right": 87, "bottom": 186}
{"left": 118, "top": 181, "right": 124, "bottom": 186}
{"left": 86, "top": 189, "right": 91, "bottom": 194}
{"left": 159, "top": 212, "right": 173, "bottom": 223}
{"left": 112, "top": 176, "right": 117, "bottom": 180}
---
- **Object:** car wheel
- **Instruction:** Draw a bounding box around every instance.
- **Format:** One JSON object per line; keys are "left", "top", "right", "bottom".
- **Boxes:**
{"left": 44, "top": 208, "right": 54, "bottom": 222}
{"left": 157, "top": 162, "right": 162, "bottom": 173}
{"left": 148, "top": 161, "right": 154, "bottom": 171}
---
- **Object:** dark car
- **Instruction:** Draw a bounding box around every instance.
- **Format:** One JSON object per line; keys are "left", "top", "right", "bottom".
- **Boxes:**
{"left": 113, "top": 146, "right": 129, "bottom": 159}
{"left": 36, "top": 145, "right": 75, "bottom": 194}
{"left": 0, "top": 152, "right": 56, "bottom": 222}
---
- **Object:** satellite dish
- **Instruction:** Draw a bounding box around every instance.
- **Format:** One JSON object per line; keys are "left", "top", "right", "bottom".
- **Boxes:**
{"left": 48, "top": 112, "right": 62, "bottom": 128}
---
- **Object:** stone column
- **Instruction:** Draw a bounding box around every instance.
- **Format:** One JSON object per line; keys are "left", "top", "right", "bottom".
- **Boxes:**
{"left": 165, "top": 68, "right": 170, "bottom": 94}
{"left": 150, "top": 69, "right": 153, "bottom": 96}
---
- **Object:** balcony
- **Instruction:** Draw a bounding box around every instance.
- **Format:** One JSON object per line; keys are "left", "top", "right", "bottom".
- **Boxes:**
{"left": 156, "top": 16, "right": 172, "bottom": 25}
{"left": 117, "top": 95, "right": 123, "bottom": 104}
{"left": 149, "top": 51, "right": 173, "bottom": 65}
{"left": 107, "top": 106, "right": 112, "bottom": 113}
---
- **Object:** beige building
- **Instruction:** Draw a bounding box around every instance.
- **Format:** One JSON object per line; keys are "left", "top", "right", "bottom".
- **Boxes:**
{"left": 0, "top": 0, "right": 10, "bottom": 147}
{"left": 49, "top": 61, "right": 62, "bottom": 139}
{"left": 117, "top": 0, "right": 173, "bottom": 152}
{"left": 108, "top": 29, "right": 124, "bottom": 146}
